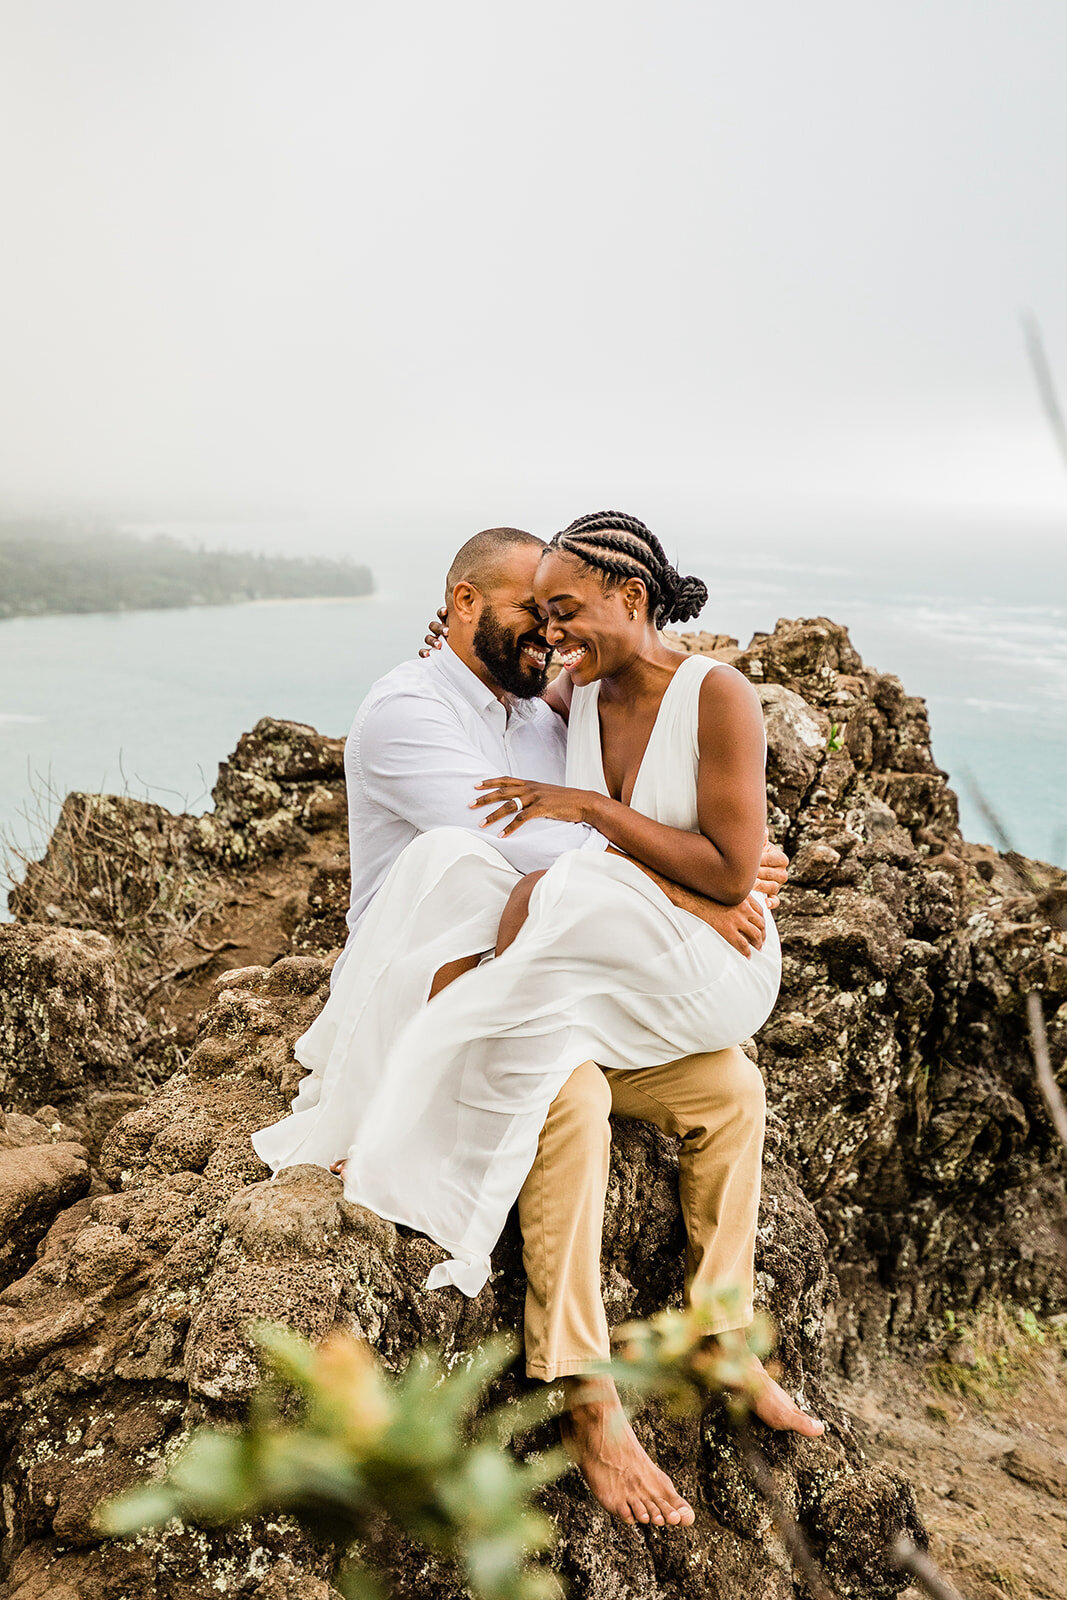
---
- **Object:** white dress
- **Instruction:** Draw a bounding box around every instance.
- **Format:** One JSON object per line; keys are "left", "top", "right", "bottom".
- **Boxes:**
{"left": 251, "top": 655, "right": 781, "bottom": 1295}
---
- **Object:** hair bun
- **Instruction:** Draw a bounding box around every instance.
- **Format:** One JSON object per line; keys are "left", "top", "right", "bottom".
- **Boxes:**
{"left": 665, "top": 574, "right": 708, "bottom": 624}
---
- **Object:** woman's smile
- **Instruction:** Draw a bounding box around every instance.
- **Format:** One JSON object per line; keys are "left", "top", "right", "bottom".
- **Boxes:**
{"left": 557, "top": 643, "right": 590, "bottom": 673}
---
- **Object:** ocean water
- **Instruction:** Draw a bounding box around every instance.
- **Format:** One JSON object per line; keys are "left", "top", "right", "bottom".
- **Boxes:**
{"left": 2, "top": 520, "right": 1065, "bottom": 897}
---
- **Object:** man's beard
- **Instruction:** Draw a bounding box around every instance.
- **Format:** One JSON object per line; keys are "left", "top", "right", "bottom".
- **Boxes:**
{"left": 473, "top": 603, "right": 549, "bottom": 699}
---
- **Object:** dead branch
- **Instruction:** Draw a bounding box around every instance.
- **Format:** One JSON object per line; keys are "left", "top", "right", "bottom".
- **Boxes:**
{"left": 1027, "top": 990, "right": 1067, "bottom": 1152}
{"left": 143, "top": 940, "right": 241, "bottom": 996}
{"left": 735, "top": 1420, "right": 843, "bottom": 1600}
{"left": 891, "top": 1535, "right": 969, "bottom": 1600}
{"left": 1022, "top": 311, "right": 1067, "bottom": 473}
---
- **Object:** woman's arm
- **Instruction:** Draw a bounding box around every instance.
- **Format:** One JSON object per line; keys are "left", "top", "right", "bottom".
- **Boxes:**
{"left": 472, "top": 666, "right": 768, "bottom": 904}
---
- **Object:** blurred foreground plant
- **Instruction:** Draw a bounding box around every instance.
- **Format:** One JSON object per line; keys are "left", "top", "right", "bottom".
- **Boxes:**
{"left": 101, "top": 1324, "right": 566, "bottom": 1600}
{"left": 609, "top": 1287, "right": 773, "bottom": 1413}
{"left": 99, "top": 1289, "right": 776, "bottom": 1598}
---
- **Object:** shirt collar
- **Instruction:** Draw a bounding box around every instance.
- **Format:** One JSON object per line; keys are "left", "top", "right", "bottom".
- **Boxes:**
{"left": 430, "top": 641, "right": 540, "bottom": 722}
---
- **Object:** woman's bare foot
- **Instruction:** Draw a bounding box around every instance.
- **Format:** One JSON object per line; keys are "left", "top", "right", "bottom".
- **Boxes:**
{"left": 329, "top": 1158, "right": 346, "bottom": 1177}
{"left": 745, "top": 1357, "right": 825, "bottom": 1437}
{"left": 561, "top": 1376, "right": 695, "bottom": 1528}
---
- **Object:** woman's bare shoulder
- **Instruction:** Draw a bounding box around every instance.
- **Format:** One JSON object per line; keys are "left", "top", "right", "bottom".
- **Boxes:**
{"left": 697, "top": 660, "right": 764, "bottom": 737}
{"left": 697, "top": 659, "right": 761, "bottom": 706}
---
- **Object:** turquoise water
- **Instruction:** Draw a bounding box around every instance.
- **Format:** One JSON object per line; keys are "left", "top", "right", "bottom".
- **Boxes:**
{"left": 2, "top": 522, "right": 1065, "bottom": 889}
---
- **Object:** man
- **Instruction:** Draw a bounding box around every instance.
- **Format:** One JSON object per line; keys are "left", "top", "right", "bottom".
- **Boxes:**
{"left": 336, "top": 526, "right": 822, "bottom": 1530}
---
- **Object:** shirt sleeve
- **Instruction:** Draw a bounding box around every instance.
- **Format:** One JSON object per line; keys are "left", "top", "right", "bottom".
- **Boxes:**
{"left": 353, "top": 692, "right": 606, "bottom": 873}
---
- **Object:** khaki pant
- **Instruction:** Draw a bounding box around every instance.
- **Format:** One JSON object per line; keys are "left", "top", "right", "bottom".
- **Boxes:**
{"left": 518, "top": 1048, "right": 765, "bottom": 1381}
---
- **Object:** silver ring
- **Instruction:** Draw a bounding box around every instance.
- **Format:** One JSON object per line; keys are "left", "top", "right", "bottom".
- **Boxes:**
{"left": 511, "top": 796, "right": 524, "bottom": 812}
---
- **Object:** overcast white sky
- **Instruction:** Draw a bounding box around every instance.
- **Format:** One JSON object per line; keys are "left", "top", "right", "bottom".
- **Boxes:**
{"left": 2, "top": 0, "right": 1067, "bottom": 543}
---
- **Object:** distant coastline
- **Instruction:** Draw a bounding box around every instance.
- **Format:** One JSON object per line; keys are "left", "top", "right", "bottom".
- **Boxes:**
{"left": 0, "top": 520, "right": 373, "bottom": 622}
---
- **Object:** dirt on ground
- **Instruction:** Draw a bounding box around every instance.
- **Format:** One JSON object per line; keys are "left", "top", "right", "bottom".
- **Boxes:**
{"left": 840, "top": 1334, "right": 1067, "bottom": 1600}
{"left": 140, "top": 826, "right": 348, "bottom": 1056}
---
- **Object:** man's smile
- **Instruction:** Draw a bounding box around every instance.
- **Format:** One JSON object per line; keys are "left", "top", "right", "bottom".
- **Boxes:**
{"left": 520, "top": 641, "right": 550, "bottom": 670}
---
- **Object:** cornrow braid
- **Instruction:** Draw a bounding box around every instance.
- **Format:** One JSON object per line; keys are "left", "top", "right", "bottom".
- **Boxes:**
{"left": 549, "top": 511, "right": 708, "bottom": 625}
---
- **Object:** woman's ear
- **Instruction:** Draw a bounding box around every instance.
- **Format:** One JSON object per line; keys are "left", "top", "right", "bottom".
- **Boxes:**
{"left": 623, "top": 578, "right": 647, "bottom": 619}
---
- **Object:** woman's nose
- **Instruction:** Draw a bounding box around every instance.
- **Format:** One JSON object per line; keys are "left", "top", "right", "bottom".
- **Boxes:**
{"left": 545, "top": 618, "right": 566, "bottom": 645}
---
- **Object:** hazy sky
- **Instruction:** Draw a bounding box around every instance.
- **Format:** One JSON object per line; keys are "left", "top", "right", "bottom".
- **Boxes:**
{"left": 2, "top": 0, "right": 1067, "bottom": 540}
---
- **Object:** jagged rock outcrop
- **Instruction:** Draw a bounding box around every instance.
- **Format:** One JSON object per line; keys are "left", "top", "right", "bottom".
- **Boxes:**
{"left": 1, "top": 615, "right": 1063, "bottom": 1599}
{"left": 0, "top": 1110, "right": 91, "bottom": 1287}
{"left": 671, "top": 623, "right": 1066, "bottom": 1363}
{"left": 0, "top": 925, "right": 143, "bottom": 1112}
{"left": 0, "top": 955, "right": 922, "bottom": 1599}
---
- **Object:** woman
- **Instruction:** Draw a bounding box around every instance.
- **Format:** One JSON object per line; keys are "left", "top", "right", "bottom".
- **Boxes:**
{"left": 253, "top": 511, "right": 781, "bottom": 1298}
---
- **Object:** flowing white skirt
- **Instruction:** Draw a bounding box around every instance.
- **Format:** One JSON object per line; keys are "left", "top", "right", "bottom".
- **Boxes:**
{"left": 251, "top": 827, "right": 781, "bottom": 1295}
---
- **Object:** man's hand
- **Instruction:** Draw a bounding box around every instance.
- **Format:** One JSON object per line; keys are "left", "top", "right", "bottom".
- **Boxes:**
{"left": 755, "top": 832, "right": 788, "bottom": 910}
{"left": 602, "top": 848, "right": 766, "bottom": 958}
{"left": 659, "top": 879, "right": 766, "bottom": 957}
{"left": 419, "top": 608, "right": 449, "bottom": 657}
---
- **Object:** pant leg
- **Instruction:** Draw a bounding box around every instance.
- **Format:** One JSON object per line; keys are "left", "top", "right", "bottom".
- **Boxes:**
{"left": 605, "top": 1046, "right": 765, "bottom": 1335}
{"left": 517, "top": 1059, "right": 613, "bottom": 1381}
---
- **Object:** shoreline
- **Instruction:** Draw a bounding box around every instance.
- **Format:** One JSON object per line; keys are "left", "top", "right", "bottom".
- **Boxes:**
{"left": 0, "top": 591, "right": 376, "bottom": 626}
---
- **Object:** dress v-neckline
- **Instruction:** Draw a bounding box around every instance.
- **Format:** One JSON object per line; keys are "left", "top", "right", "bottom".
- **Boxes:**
{"left": 594, "top": 654, "right": 701, "bottom": 808}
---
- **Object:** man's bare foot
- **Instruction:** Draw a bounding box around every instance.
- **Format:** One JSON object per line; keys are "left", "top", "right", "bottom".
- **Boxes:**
{"left": 746, "top": 1357, "right": 825, "bottom": 1437}
{"left": 329, "top": 1158, "right": 346, "bottom": 1177}
{"left": 561, "top": 1376, "right": 695, "bottom": 1528}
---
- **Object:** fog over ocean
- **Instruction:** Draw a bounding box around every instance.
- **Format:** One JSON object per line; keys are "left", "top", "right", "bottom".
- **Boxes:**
{"left": 2, "top": 507, "right": 1064, "bottom": 891}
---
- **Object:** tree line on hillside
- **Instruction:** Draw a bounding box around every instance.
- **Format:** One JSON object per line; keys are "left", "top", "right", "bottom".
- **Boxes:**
{"left": 0, "top": 521, "right": 373, "bottom": 620}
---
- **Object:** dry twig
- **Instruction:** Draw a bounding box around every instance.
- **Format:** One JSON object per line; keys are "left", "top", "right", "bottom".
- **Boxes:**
{"left": 1027, "top": 990, "right": 1067, "bottom": 1153}
{"left": 891, "top": 1535, "right": 968, "bottom": 1600}
{"left": 1022, "top": 310, "right": 1067, "bottom": 473}
{"left": 734, "top": 1420, "right": 843, "bottom": 1600}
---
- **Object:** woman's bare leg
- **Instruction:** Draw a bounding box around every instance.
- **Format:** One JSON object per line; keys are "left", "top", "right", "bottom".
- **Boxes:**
{"left": 428, "top": 952, "right": 482, "bottom": 1000}
{"left": 495, "top": 870, "right": 547, "bottom": 957}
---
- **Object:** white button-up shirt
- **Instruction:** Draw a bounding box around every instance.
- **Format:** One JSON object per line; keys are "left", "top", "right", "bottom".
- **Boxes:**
{"left": 335, "top": 643, "right": 604, "bottom": 976}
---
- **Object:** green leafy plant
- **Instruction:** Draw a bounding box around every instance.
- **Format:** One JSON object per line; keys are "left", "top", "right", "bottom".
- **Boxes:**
{"left": 101, "top": 1324, "right": 565, "bottom": 1600}
{"left": 99, "top": 1290, "right": 774, "bottom": 1599}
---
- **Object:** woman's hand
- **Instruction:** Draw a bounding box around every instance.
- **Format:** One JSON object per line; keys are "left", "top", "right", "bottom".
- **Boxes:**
{"left": 419, "top": 607, "right": 449, "bottom": 657}
{"left": 472, "top": 777, "right": 599, "bottom": 834}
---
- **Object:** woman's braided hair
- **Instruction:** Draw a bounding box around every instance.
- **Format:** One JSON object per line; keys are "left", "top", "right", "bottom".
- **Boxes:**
{"left": 548, "top": 511, "right": 708, "bottom": 626}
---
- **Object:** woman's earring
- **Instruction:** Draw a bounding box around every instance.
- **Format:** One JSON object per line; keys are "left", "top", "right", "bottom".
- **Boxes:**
{"left": 629, "top": 606, "right": 637, "bottom": 621}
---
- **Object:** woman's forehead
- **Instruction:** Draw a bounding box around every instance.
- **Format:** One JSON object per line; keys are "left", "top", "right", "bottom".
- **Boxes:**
{"left": 534, "top": 547, "right": 588, "bottom": 597}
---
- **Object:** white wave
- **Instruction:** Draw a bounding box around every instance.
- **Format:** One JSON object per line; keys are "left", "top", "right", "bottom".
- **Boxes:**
{"left": 961, "top": 697, "right": 1031, "bottom": 714}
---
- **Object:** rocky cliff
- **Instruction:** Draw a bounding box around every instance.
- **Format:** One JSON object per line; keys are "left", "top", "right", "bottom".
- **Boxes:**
{"left": 0, "top": 617, "right": 1063, "bottom": 1600}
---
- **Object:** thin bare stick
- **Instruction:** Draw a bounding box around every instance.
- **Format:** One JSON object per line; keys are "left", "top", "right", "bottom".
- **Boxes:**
{"left": 891, "top": 1535, "right": 969, "bottom": 1600}
{"left": 1027, "top": 991, "right": 1067, "bottom": 1153}
{"left": 1022, "top": 311, "right": 1067, "bottom": 473}
{"left": 735, "top": 1421, "right": 843, "bottom": 1600}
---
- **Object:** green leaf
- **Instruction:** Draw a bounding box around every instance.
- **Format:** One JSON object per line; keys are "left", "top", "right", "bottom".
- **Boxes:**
{"left": 96, "top": 1483, "right": 180, "bottom": 1536}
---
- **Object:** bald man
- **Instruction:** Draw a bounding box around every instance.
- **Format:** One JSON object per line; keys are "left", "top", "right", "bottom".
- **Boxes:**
{"left": 329, "top": 526, "right": 822, "bottom": 1529}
